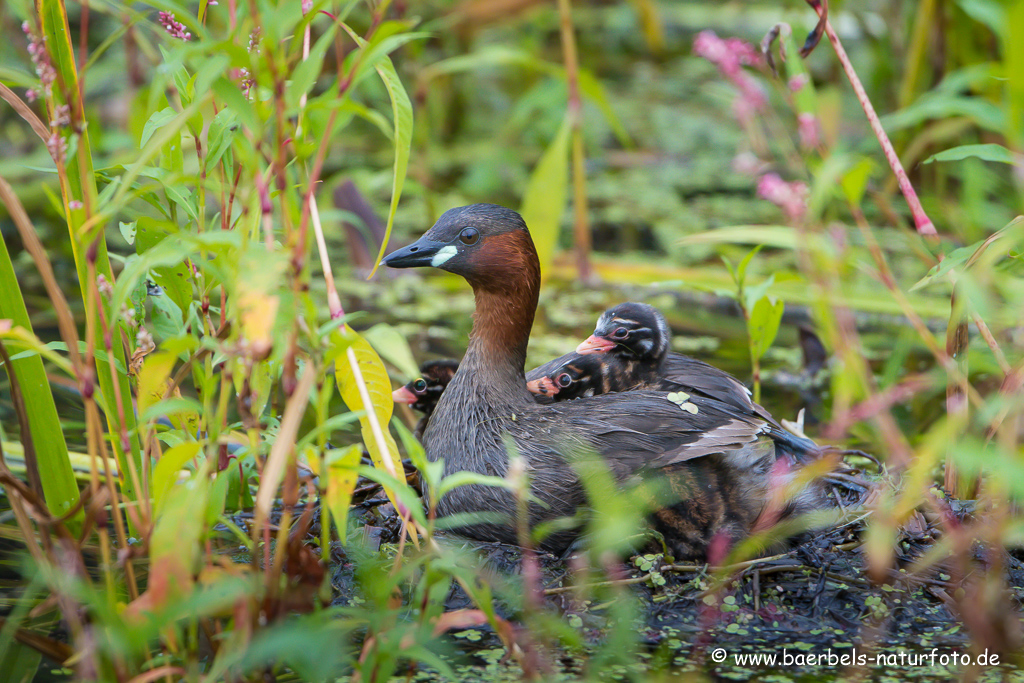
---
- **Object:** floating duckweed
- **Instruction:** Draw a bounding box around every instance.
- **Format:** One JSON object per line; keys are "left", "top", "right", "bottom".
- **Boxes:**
{"left": 666, "top": 391, "right": 698, "bottom": 413}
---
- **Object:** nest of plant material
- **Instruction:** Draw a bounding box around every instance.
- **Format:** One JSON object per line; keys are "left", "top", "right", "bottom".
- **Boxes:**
{"left": 323, "top": 473, "right": 1024, "bottom": 679}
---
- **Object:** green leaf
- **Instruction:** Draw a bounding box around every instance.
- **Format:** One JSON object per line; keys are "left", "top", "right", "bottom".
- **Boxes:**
{"left": 39, "top": 0, "right": 143, "bottom": 506}
{"left": 212, "top": 77, "right": 259, "bottom": 132}
{"left": 0, "top": 642, "right": 42, "bottom": 683}
{"left": 366, "top": 54, "right": 414, "bottom": 278}
{"left": 205, "top": 109, "right": 237, "bottom": 173}
{"left": 437, "top": 471, "right": 513, "bottom": 500}
{"left": 748, "top": 295, "right": 784, "bottom": 360}
{"left": 911, "top": 217, "right": 1024, "bottom": 291}
{"left": 287, "top": 23, "right": 339, "bottom": 110}
{"left": 129, "top": 217, "right": 194, "bottom": 317}
{"left": 882, "top": 95, "right": 1005, "bottom": 135}
{"left": 743, "top": 273, "right": 776, "bottom": 311}
{"left": 735, "top": 245, "right": 764, "bottom": 289}
{"left": 152, "top": 442, "right": 202, "bottom": 515}
{"left": 362, "top": 322, "right": 419, "bottom": 379}
{"left": 119, "top": 220, "right": 137, "bottom": 245}
{"left": 577, "top": 68, "right": 632, "bottom": 148}
{"left": 521, "top": 115, "right": 571, "bottom": 278}
{"left": 141, "top": 107, "right": 178, "bottom": 148}
{"left": 0, "top": 229, "right": 79, "bottom": 519}
{"left": 840, "top": 157, "right": 876, "bottom": 206}
{"left": 921, "top": 143, "right": 1019, "bottom": 165}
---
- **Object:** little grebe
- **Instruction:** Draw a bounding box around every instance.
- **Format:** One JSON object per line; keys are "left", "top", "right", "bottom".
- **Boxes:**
{"left": 393, "top": 359, "right": 461, "bottom": 439}
{"left": 394, "top": 356, "right": 583, "bottom": 437}
{"left": 383, "top": 204, "right": 827, "bottom": 558}
{"left": 577, "top": 302, "right": 826, "bottom": 460}
{"left": 526, "top": 352, "right": 641, "bottom": 400}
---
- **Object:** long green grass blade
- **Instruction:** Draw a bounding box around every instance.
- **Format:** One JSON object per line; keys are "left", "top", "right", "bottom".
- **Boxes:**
{"left": 38, "top": 0, "right": 142, "bottom": 502}
{"left": 0, "top": 232, "right": 80, "bottom": 518}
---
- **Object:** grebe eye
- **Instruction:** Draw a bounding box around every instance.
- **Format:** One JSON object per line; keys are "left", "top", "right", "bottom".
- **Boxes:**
{"left": 612, "top": 327, "right": 629, "bottom": 340}
{"left": 556, "top": 373, "right": 573, "bottom": 388}
{"left": 413, "top": 379, "right": 427, "bottom": 393}
{"left": 459, "top": 227, "right": 480, "bottom": 245}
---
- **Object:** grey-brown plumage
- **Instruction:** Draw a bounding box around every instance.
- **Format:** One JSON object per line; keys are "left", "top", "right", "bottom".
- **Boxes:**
{"left": 394, "top": 360, "right": 460, "bottom": 439}
{"left": 579, "top": 301, "right": 828, "bottom": 462}
{"left": 395, "top": 358, "right": 563, "bottom": 438}
{"left": 383, "top": 204, "right": 829, "bottom": 559}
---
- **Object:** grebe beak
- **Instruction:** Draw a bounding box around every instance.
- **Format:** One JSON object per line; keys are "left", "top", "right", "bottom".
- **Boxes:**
{"left": 383, "top": 237, "right": 454, "bottom": 269}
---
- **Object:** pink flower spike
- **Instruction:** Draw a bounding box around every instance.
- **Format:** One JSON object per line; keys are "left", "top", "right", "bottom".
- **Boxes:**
{"left": 694, "top": 30, "right": 767, "bottom": 119}
{"left": 757, "top": 173, "right": 808, "bottom": 224}
{"left": 69, "top": 200, "right": 83, "bottom": 210}
{"left": 158, "top": 11, "right": 192, "bottom": 41}
{"left": 797, "top": 112, "right": 820, "bottom": 150}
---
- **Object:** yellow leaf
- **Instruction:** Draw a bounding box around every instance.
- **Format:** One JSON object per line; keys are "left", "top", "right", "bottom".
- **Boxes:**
{"left": 326, "top": 444, "right": 364, "bottom": 540}
{"left": 137, "top": 351, "right": 176, "bottom": 421}
{"left": 239, "top": 290, "right": 279, "bottom": 358}
{"left": 331, "top": 326, "right": 403, "bottom": 510}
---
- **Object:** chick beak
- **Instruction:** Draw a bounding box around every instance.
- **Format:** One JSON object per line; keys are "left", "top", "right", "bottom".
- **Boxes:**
{"left": 392, "top": 386, "right": 418, "bottom": 405}
{"left": 526, "top": 376, "right": 559, "bottom": 397}
{"left": 576, "top": 335, "right": 616, "bottom": 354}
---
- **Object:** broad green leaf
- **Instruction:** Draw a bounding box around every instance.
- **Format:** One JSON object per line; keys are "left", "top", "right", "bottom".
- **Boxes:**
{"left": 152, "top": 442, "right": 202, "bottom": 515}
{"left": 141, "top": 107, "right": 178, "bottom": 148}
{"left": 840, "top": 157, "right": 876, "bottom": 206}
{"left": 205, "top": 109, "right": 237, "bottom": 173}
{"left": 39, "top": 0, "right": 143, "bottom": 505}
{"left": 1007, "top": 0, "right": 1024, "bottom": 146}
{"left": 287, "top": 23, "right": 339, "bottom": 110}
{"left": 0, "top": 642, "right": 42, "bottom": 683}
{"left": 212, "top": 76, "right": 259, "bottom": 132}
{"left": 922, "top": 143, "right": 1019, "bottom": 165}
{"left": 325, "top": 444, "right": 363, "bottom": 540}
{"left": 150, "top": 290, "right": 185, "bottom": 339}
{"left": 362, "top": 322, "right": 419, "bottom": 379}
{"left": 0, "top": 224, "right": 78, "bottom": 519}
{"left": 954, "top": 0, "right": 1005, "bottom": 34}
{"left": 125, "top": 218, "right": 195, "bottom": 317}
{"left": 881, "top": 95, "right": 1005, "bottom": 135}
{"left": 129, "top": 461, "right": 209, "bottom": 619}
{"left": 119, "top": 220, "right": 137, "bottom": 245}
{"left": 748, "top": 295, "right": 784, "bottom": 360}
{"left": 521, "top": 115, "right": 571, "bottom": 279}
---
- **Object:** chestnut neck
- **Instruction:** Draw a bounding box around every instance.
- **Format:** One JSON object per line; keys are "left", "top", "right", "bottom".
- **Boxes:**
{"left": 460, "top": 232, "right": 541, "bottom": 390}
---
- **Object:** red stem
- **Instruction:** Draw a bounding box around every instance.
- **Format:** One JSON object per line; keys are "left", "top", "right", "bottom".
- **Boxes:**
{"left": 812, "top": 4, "right": 937, "bottom": 236}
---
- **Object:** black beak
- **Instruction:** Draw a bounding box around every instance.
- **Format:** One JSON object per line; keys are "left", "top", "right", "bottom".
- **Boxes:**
{"left": 382, "top": 237, "right": 451, "bottom": 269}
